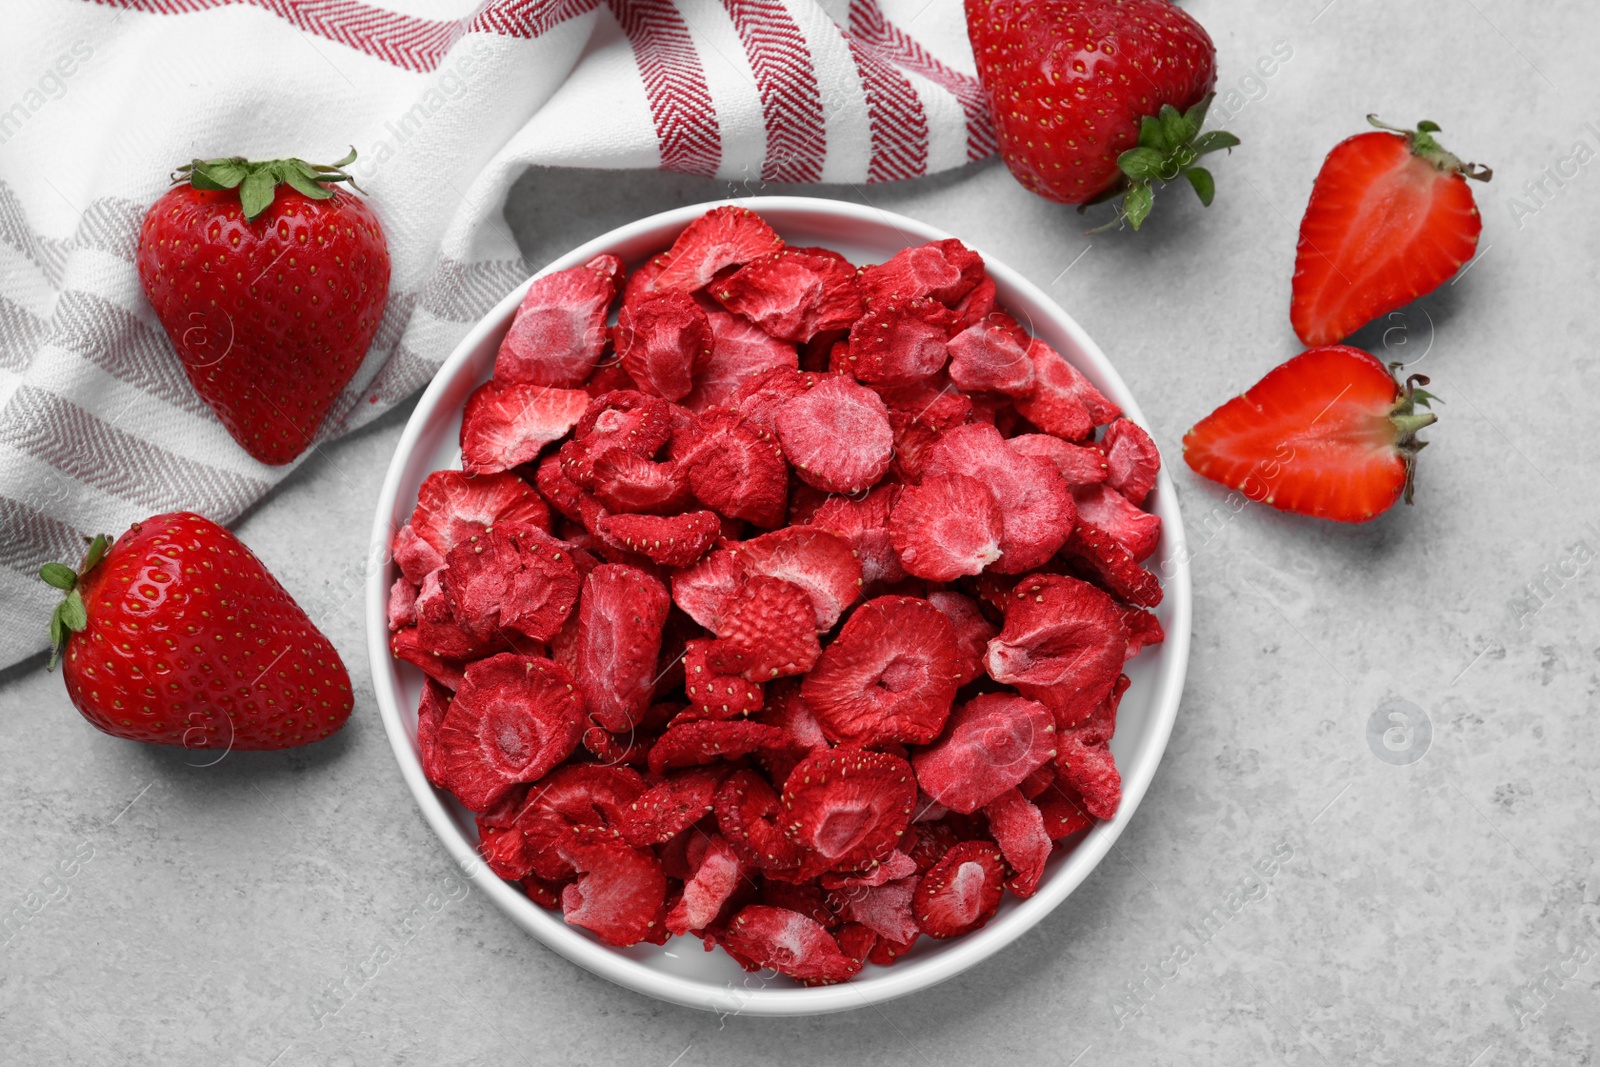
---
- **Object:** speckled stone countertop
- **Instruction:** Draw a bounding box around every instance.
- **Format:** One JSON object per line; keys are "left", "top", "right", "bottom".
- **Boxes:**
{"left": 4, "top": 1, "right": 1599, "bottom": 1062}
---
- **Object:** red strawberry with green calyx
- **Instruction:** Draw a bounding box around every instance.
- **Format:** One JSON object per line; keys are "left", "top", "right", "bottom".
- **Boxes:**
{"left": 41, "top": 512, "right": 353, "bottom": 750}
{"left": 964, "top": 0, "right": 1238, "bottom": 228}
{"left": 136, "top": 149, "right": 391, "bottom": 465}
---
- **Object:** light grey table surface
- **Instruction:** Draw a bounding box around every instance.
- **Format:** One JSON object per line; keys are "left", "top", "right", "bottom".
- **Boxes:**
{"left": 5, "top": 1, "right": 1600, "bottom": 1063}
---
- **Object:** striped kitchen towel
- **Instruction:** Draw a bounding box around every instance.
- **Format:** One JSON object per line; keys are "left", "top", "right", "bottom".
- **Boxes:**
{"left": 0, "top": 0, "right": 994, "bottom": 669}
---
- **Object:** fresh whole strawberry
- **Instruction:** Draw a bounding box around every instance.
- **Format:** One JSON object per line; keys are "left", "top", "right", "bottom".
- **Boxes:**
{"left": 41, "top": 512, "right": 353, "bottom": 750}
{"left": 137, "top": 150, "right": 390, "bottom": 465}
{"left": 1291, "top": 118, "right": 1491, "bottom": 346}
{"left": 964, "top": 0, "right": 1238, "bottom": 227}
{"left": 1182, "top": 345, "right": 1439, "bottom": 523}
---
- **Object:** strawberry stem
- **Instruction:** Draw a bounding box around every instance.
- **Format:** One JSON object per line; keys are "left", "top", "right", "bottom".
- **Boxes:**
{"left": 39, "top": 533, "right": 111, "bottom": 670}
{"left": 1086, "top": 93, "right": 1240, "bottom": 233}
{"left": 173, "top": 148, "right": 364, "bottom": 221}
{"left": 1367, "top": 116, "right": 1492, "bottom": 182}
{"left": 1386, "top": 367, "right": 1440, "bottom": 506}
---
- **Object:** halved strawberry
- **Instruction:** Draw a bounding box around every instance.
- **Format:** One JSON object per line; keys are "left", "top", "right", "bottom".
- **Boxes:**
{"left": 495, "top": 255, "right": 620, "bottom": 387}
{"left": 440, "top": 522, "right": 580, "bottom": 642}
{"left": 436, "top": 653, "right": 585, "bottom": 812}
{"left": 775, "top": 376, "right": 894, "bottom": 494}
{"left": 666, "top": 834, "right": 746, "bottom": 935}
{"left": 1009, "top": 433, "right": 1108, "bottom": 488}
{"left": 1182, "top": 345, "right": 1439, "bottom": 522}
{"left": 596, "top": 510, "right": 719, "bottom": 567}
{"left": 801, "top": 596, "right": 960, "bottom": 747}
{"left": 1072, "top": 483, "right": 1161, "bottom": 562}
{"left": 946, "top": 316, "right": 1035, "bottom": 396}
{"left": 650, "top": 206, "right": 784, "bottom": 293}
{"left": 1099, "top": 418, "right": 1160, "bottom": 504}
{"left": 409, "top": 469, "right": 552, "bottom": 558}
{"left": 1014, "top": 338, "right": 1120, "bottom": 441}
{"left": 846, "top": 297, "right": 957, "bottom": 386}
{"left": 858, "top": 239, "right": 985, "bottom": 307}
{"left": 712, "top": 248, "right": 864, "bottom": 342}
{"left": 888, "top": 472, "right": 1004, "bottom": 581}
{"left": 811, "top": 484, "right": 905, "bottom": 587}
{"left": 1292, "top": 119, "right": 1490, "bottom": 347}
{"left": 558, "top": 836, "right": 668, "bottom": 946}
{"left": 922, "top": 423, "right": 1075, "bottom": 573}
{"left": 459, "top": 381, "right": 589, "bottom": 475}
{"left": 671, "top": 411, "right": 788, "bottom": 528}
{"left": 574, "top": 564, "right": 670, "bottom": 732}
{"left": 912, "top": 694, "right": 1056, "bottom": 813}
{"left": 708, "top": 575, "right": 822, "bottom": 681}
{"left": 720, "top": 905, "right": 860, "bottom": 984}
{"left": 780, "top": 748, "right": 917, "bottom": 873}
{"left": 912, "top": 840, "right": 1005, "bottom": 939}
{"left": 926, "top": 591, "right": 998, "bottom": 687}
{"left": 985, "top": 574, "right": 1129, "bottom": 726}
{"left": 983, "top": 788, "right": 1051, "bottom": 898}
{"left": 682, "top": 305, "right": 798, "bottom": 413}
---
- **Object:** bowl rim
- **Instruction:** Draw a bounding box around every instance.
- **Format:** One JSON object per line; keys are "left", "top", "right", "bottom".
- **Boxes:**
{"left": 366, "top": 195, "right": 1191, "bottom": 1017}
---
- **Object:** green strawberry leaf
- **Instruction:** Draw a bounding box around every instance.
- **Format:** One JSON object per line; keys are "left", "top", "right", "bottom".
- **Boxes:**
{"left": 239, "top": 169, "right": 278, "bottom": 220}
{"left": 188, "top": 157, "right": 249, "bottom": 191}
{"left": 1418, "top": 120, "right": 1441, "bottom": 133}
{"left": 1185, "top": 167, "right": 1216, "bottom": 207}
{"left": 1118, "top": 147, "right": 1168, "bottom": 183}
{"left": 1183, "top": 94, "right": 1214, "bottom": 136}
{"left": 1123, "top": 183, "right": 1155, "bottom": 231}
{"left": 1193, "top": 131, "right": 1242, "bottom": 156}
{"left": 1138, "top": 114, "right": 1170, "bottom": 153}
{"left": 81, "top": 533, "right": 111, "bottom": 573}
{"left": 39, "top": 562, "right": 77, "bottom": 591}
{"left": 48, "top": 605, "right": 65, "bottom": 666}
{"left": 1158, "top": 105, "right": 1191, "bottom": 153}
{"left": 175, "top": 149, "right": 365, "bottom": 220}
{"left": 59, "top": 588, "right": 87, "bottom": 632}
{"left": 283, "top": 168, "right": 335, "bottom": 200}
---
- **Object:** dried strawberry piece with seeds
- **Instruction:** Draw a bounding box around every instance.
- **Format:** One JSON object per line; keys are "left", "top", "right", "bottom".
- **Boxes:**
{"left": 597, "top": 510, "right": 719, "bottom": 568}
{"left": 574, "top": 564, "right": 671, "bottom": 732}
{"left": 731, "top": 525, "right": 862, "bottom": 630}
{"left": 821, "top": 849, "right": 918, "bottom": 890}
{"left": 912, "top": 693, "right": 1056, "bottom": 813}
{"left": 571, "top": 390, "right": 675, "bottom": 470}
{"left": 708, "top": 575, "right": 822, "bottom": 681}
{"left": 858, "top": 239, "right": 985, "bottom": 307}
{"left": 670, "top": 543, "right": 743, "bottom": 630}
{"left": 390, "top": 626, "right": 467, "bottom": 690}
{"left": 647, "top": 719, "right": 789, "bottom": 775}
{"left": 440, "top": 523, "right": 580, "bottom": 643}
{"left": 712, "top": 248, "right": 865, "bottom": 342}
{"left": 835, "top": 922, "right": 879, "bottom": 966}
{"left": 616, "top": 290, "right": 713, "bottom": 401}
{"left": 1014, "top": 337, "right": 1121, "bottom": 440}
{"left": 1071, "top": 672, "right": 1129, "bottom": 747}
{"left": 495, "top": 255, "right": 619, "bottom": 388}
{"left": 732, "top": 365, "right": 816, "bottom": 437}
{"left": 983, "top": 788, "right": 1051, "bottom": 898}
{"left": 847, "top": 297, "right": 957, "bottom": 387}
{"left": 827, "top": 875, "right": 920, "bottom": 943}
{"left": 721, "top": 905, "right": 861, "bottom": 984}
{"left": 1055, "top": 734, "right": 1121, "bottom": 820}
{"left": 666, "top": 834, "right": 747, "bottom": 936}
{"left": 414, "top": 569, "right": 505, "bottom": 661}
{"left": 716, "top": 768, "right": 807, "bottom": 871}
{"left": 811, "top": 484, "right": 905, "bottom": 587}
{"left": 558, "top": 836, "right": 668, "bottom": 946}
{"left": 1008, "top": 433, "right": 1109, "bottom": 487}
{"left": 682, "top": 304, "right": 798, "bottom": 413}
{"left": 459, "top": 380, "right": 590, "bottom": 475}
{"left": 1035, "top": 776, "right": 1096, "bottom": 839}
{"left": 985, "top": 574, "right": 1130, "bottom": 726}
{"left": 868, "top": 933, "right": 919, "bottom": 965}
{"left": 581, "top": 725, "right": 652, "bottom": 769}
{"left": 387, "top": 577, "right": 418, "bottom": 631}
{"left": 775, "top": 376, "right": 894, "bottom": 494}
{"left": 679, "top": 638, "right": 765, "bottom": 720}
{"left": 1073, "top": 483, "right": 1161, "bottom": 562}
{"left": 515, "top": 763, "right": 648, "bottom": 877}
{"left": 410, "top": 469, "right": 552, "bottom": 557}
{"left": 780, "top": 747, "right": 917, "bottom": 873}
{"left": 1121, "top": 607, "right": 1164, "bottom": 659}
{"left": 1100, "top": 417, "right": 1161, "bottom": 505}
{"left": 888, "top": 472, "right": 1004, "bottom": 581}
{"left": 922, "top": 423, "right": 1075, "bottom": 574}
{"left": 802, "top": 596, "right": 960, "bottom": 747}
{"left": 649, "top": 206, "right": 785, "bottom": 293}
{"left": 535, "top": 448, "right": 589, "bottom": 522}
{"left": 392, "top": 523, "right": 445, "bottom": 585}
{"left": 587, "top": 449, "right": 690, "bottom": 515}
{"left": 946, "top": 315, "right": 1036, "bottom": 396}
{"left": 950, "top": 274, "right": 998, "bottom": 330}
{"left": 671, "top": 411, "right": 788, "bottom": 528}
{"left": 913, "top": 840, "right": 1005, "bottom": 939}
{"left": 1060, "top": 522, "right": 1163, "bottom": 608}
{"left": 926, "top": 591, "right": 998, "bottom": 687}
{"left": 416, "top": 677, "right": 452, "bottom": 788}
{"left": 620, "top": 766, "right": 727, "bottom": 846}
{"left": 436, "top": 653, "right": 585, "bottom": 812}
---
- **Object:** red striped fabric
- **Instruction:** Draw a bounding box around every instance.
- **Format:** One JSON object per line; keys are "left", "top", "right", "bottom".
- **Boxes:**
{"left": 840, "top": 12, "right": 927, "bottom": 181}
{"left": 720, "top": 0, "right": 826, "bottom": 183}
{"left": 847, "top": 0, "right": 994, "bottom": 162}
{"left": 605, "top": 0, "right": 723, "bottom": 176}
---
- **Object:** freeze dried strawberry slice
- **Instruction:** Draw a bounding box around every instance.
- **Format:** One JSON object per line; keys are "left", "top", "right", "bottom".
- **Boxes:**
{"left": 716, "top": 768, "right": 806, "bottom": 870}
{"left": 596, "top": 510, "right": 719, "bottom": 567}
{"left": 913, "top": 840, "right": 1004, "bottom": 938}
{"left": 616, "top": 289, "right": 712, "bottom": 401}
{"left": 414, "top": 569, "right": 504, "bottom": 661}
{"left": 708, "top": 575, "right": 822, "bottom": 681}
{"left": 1014, "top": 338, "right": 1121, "bottom": 440}
{"left": 1008, "top": 434, "right": 1108, "bottom": 487}
{"left": 559, "top": 837, "right": 668, "bottom": 946}
{"left": 983, "top": 788, "right": 1051, "bottom": 898}
{"left": 922, "top": 423, "right": 1075, "bottom": 574}
{"left": 392, "top": 523, "right": 445, "bottom": 584}
{"left": 775, "top": 376, "right": 894, "bottom": 494}
{"left": 391, "top": 627, "right": 467, "bottom": 690}
{"left": 835, "top": 922, "right": 879, "bottom": 966}
{"left": 906, "top": 819, "right": 959, "bottom": 871}
{"left": 416, "top": 677, "right": 451, "bottom": 788}
{"left": 1100, "top": 417, "right": 1161, "bottom": 505}
{"left": 672, "top": 411, "right": 788, "bottom": 528}
{"left": 516, "top": 763, "right": 649, "bottom": 878}
{"left": 1073, "top": 483, "right": 1161, "bottom": 562}
{"left": 1061, "top": 523, "right": 1164, "bottom": 608}
{"left": 1055, "top": 735, "right": 1121, "bottom": 820}
{"left": 847, "top": 297, "right": 956, "bottom": 386}
{"left": 571, "top": 390, "right": 674, "bottom": 469}
{"left": 387, "top": 577, "right": 417, "bottom": 631}
{"left": 651, "top": 206, "right": 784, "bottom": 293}
{"left": 985, "top": 574, "right": 1129, "bottom": 726}
{"left": 946, "top": 316, "right": 1035, "bottom": 396}
{"left": 1121, "top": 608, "right": 1164, "bottom": 659}
{"left": 580, "top": 725, "right": 652, "bottom": 769}
{"left": 620, "top": 767, "right": 725, "bottom": 846}
{"left": 912, "top": 694, "right": 1056, "bottom": 813}
{"left": 712, "top": 248, "right": 864, "bottom": 342}
{"left": 678, "top": 638, "right": 764, "bottom": 721}
{"left": 722, "top": 906, "right": 860, "bottom": 984}
{"left": 827, "top": 876, "right": 919, "bottom": 943}
{"left": 822, "top": 850, "right": 918, "bottom": 890}
{"left": 1071, "top": 673, "right": 1129, "bottom": 746}
{"left": 753, "top": 683, "right": 829, "bottom": 784}
{"left": 495, "top": 255, "right": 619, "bottom": 387}
{"left": 732, "top": 525, "right": 862, "bottom": 630}
{"left": 478, "top": 818, "right": 537, "bottom": 880}
{"left": 812, "top": 484, "right": 904, "bottom": 586}
{"left": 437, "top": 654, "right": 585, "bottom": 812}
{"left": 411, "top": 469, "right": 552, "bottom": 557}
{"left": 440, "top": 523, "right": 580, "bottom": 643}
{"left": 802, "top": 597, "right": 960, "bottom": 747}
{"left": 683, "top": 305, "right": 798, "bottom": 413}
{"left": 671, "top": 543, "right": 742, "bottom": 630}
{"left": 760, "top": 880, "right": 835, "bottom": 926}
{"left": 575, "top": 564, "right": 671, "bottom": 732}
{"left": 859, "top": 239, "right": 985, "bottom": 306}
{"left": 535, "top": 449, "right": 588, "bottom": 522}
{"left": 647, "top": 719, "right": 788, "bottom": 775}
{"left": 732, "top": 365, "right": 816, "bottom": 436}
{"left": 459, "top": 380, "right": 589, "bottom": 475}
{"left": 1036, "top": 776, "right": 1096, "bottom": 839}
{"left": 667, "top": 834, "right": 746, "bottom": 935}
{"left": 926, "top": 591, "right": 998, "bottom": 687}
{"left": 950, "top": 274, "right": 998, "bottom": 329}
{"left": 588, "top": 449, "right": 690, "bottom": 515}
{"left": 780, "top": 748, "right": 917, "bottom": 873}
{"left": 888, "top": 472, "right": 1004, "bottom": 581}
{"left": 868, "top": 934, "right": 918, "bottom": 965}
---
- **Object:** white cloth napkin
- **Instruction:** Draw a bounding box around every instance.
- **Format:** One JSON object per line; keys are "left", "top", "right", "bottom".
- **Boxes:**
{"left": 0, "top": 0, "right": 992, "bottom": 668}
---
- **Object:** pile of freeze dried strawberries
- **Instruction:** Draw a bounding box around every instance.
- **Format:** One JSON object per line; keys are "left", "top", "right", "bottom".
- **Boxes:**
{"left": 386, "top": 207, "right": 1166, "bottom": 984}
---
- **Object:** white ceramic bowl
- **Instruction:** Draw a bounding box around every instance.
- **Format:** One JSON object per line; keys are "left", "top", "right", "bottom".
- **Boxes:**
{"left": 366, "top": 196, "right": 1191, "bottom": 1017}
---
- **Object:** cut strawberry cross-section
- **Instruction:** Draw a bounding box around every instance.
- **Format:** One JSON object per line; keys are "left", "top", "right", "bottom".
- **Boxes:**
{"left": 985, "top": 574, "right": 1130, "bottom": 727}
{"left": 670, "top": 543, "right": 743, "bottom": 630}
{"left": 827, "top": 875, "right": 919, "bottom": 943}
{"left": 574, "top": 564, "right": 671, "bottom": 733}
{"left": 780, "top": 748, "right": 917, "bottom": 874}
{"left": 441, "top": 522, "right": 580, "bottom": 644}
{"left": 1099, "top": 417, "right": 1161, "bottom": 505}
{"left": 460, "top": 381, "right": 589, "bottom": 475}
{"left": 811, "top": 484, "right": 904, "bottom": 587}
{"left": 846, "top": 297, "right": 957, "bottom": 387}
{"left": 946, "top": 315, "right": 1036, "bottom": 396}
{"left": 671, "top": 411, "right": 788, "bottom": 528}
{"left": 802, "top": 596, "right": 961, "bottom": 747}
{"left": 1072, "top": 483, "right": 1161, "bottom": 562}
{"left": 858, "top": 239, "right": 985, "bottom": 307}
{"left": 1008, "top": 433, "right": 1109, "bottom": 487}
{"left": 912, "top": 840, "right": 1005, "bottom": 939}
{"left": 888, "top": 472, "right": 1004, "bottom": 581}
{"left": 410, "top": 469, "right": 552, "bottom": 558}
{"left": 649, "top": 206, "right": 784, "bottom": 294}
{"left": 912, "top": 693, "right": 1056, "bottom": 813}
{"left": 775, "top": 375, "right": 894, "bottom": 495}
{"left": 683, "top": 304, "right": 798, "bottom": 413}
{"left": 720, "top": 905, "right": 860, "bottom": 984}
{"left": 730, "top": 525, "right": 862, "bottom": 630}
{"left": 666, "top": 834, "right": 746, "bottom": 936}
{"left": 495, "top": 255, "right": 620, "bottom": 388}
